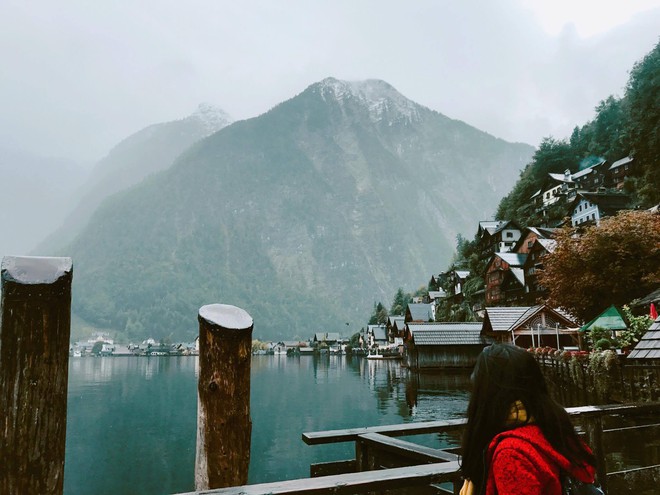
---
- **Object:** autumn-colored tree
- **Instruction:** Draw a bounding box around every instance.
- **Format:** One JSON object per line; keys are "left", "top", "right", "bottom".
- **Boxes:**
{"left": 539, "top": 210, "right": 660, "bottom": 323}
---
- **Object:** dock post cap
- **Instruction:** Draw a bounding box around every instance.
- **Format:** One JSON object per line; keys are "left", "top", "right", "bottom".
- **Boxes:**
{"left": 198, "top": 304, "right": 253, "bottom": 330}
{"left": 1, "top": 256, "right": 73, "bottom": 284}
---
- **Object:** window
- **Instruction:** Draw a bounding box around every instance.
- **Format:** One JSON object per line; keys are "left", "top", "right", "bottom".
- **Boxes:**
{"left": 506, "top": 232, "right": 513, "bottom": 238}
{"left": 527, "top": 240, "right": 533, "bottom": 248}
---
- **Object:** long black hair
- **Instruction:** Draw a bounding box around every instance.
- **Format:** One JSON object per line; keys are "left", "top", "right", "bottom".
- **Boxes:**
{"left": 460, "top": 344, "right": 595, "bottom": 491}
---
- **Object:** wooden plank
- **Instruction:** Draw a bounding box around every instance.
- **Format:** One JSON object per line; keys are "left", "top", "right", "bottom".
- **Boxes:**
{"left": 358, "top": 433, "right": 459, "bottom": 463}
{"left": 174, "top": 461, "right": 460, "bottom": 495}
{"left": 310, "top": 460, "right": 356, "bottom": 477}
{"left": 302, "top": 419, "right": 467, "bottom": 445}
{"left": 303, "top": 403, "right": 660, "bottom": 446}
{"left": 606, "top": 464, "right": 660, "bottom": 494}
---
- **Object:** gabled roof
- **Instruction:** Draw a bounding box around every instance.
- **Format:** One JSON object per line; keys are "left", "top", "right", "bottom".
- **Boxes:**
{"left": 609, "top": 156, "right": 633, "bottom": 170}
{"left": 370, "top": 326, "right": 388, "bottom": 341}
{"left": 484, "top": 307, "right": 534, "bottom": 331}
{"left": 388, "top": 315, "right": 405, "bottom": 326}
{"left": 455, "top": 270, "right": 470, "bottom": 279}
{"left": 628, "top": 316, "right": 660, "bottom": 360}
{"left": 406, "top": 303, "right": 433, "bottom": 322}
{"left": 407, "top": 322, "right": 483, "bottom": 346}
{"left": 491, "top": 252, "right": 527, "bottom": 268}
{"left": 548, "top": 172, "right": 573, "bottom": 183}
{"left": 529, "top": 238, "right": 557, "bottom": 255}
{"left": 483, "top": 305, "right": 578, "bottom": 333}
{"left": 325, "top": 332, "right": 341, "bottom": 342}
{"left": 428, "top": 290, "right": 447, "bottom": 300}
{"left": 580, "top": 305, "right": 628, "bottom": 332}
{"left": 479, "top": 221, "right": 503, "bottom": 236}
{"left": 510, "top": 267, "right": 525, "bottom": 286}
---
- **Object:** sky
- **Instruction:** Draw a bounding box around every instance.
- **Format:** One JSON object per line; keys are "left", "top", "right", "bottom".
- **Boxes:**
{"left": 0, "top": 0, "right": 659, "bottom": 163}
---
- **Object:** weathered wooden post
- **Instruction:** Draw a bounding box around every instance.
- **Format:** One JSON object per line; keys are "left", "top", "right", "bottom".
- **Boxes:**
{"left": 195, "top": 303, "right": 253, "bottom": 490}
{"left": 0, "top": 256, "right": 73, "bottom": 495}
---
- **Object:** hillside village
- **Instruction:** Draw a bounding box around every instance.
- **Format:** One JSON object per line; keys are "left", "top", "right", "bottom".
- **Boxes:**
{"left": 70, "top": 151, "right": 659, "bottom": 373}
{"left": 357, "top": 150, "right": 660, "bottom": 372}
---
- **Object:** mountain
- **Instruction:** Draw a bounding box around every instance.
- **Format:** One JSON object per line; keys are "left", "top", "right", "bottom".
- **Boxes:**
{"left": 64, "top": 78, "right": 534, "bottom": 342}
{"left": 0, "top": 147, "right": 89, "bottom": 257}
{"left": 35, "top": 104, "right": 232, "bottom": 253}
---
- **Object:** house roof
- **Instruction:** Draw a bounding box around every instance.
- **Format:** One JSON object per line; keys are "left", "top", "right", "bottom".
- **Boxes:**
{"left": 628, "top": 317, "right": 660, "bottom": 360}
{"left": 326, "top": 333, "right": 341, "bottom": 342}
{"left": 494, "top": 252, "right": 527, "bottom": 267}
{"left": 407, "top": 303, "right": 433, "bottom": 322}
{"left": 483, "top": 305, "right": 578, "bottom": 333}
{"left": 572, "top": 192, "right": 631, "bottom": 213}
{"left": 510, "top": 267, "right": 525, "bottom": 286}
{"left": 455, "top": 270, "right": 470, "bottom": 279}
{"left": 549, "top": 172, "right": 573, "bottom": 183}
{"left": 609, "top": 156, "right": 633, "bottom": 170}
{"left": 388, "top": 315, "right": 405, "bottom": 325}
{"left": 535, "top": 238, "right": 557, "bottom": 253}
{"left": 370, "top": 326, "right": 388, "bottom": 341}
{"left": 428, "top": 290, "right": 447, "bottom": 300}
{"left": 479, "top": 221, "right": 503, "bottom": 236}
{"left": 314, "top": 332, "right": 326, "bottom": 341}
{"left": 630, "top": 288, "right": 660, "bottom": 309}
{"left": 484, "top": 307, "right": 534, "bottom": 331}
{"left": 580, "top": 305, "right": 628, "bottom": 332}
{"left": 408, "top": 322, "right": 483, "bottom": 346}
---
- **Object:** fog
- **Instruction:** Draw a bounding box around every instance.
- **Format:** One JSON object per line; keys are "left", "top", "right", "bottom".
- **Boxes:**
{"left": 0, "top": 0, "right": 659, "bottom": 256}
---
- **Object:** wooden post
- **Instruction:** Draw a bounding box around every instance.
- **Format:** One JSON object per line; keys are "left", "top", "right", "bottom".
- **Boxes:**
{"left": 0, "top": 256, "right": 73, "bottom": 495}
{"left": 195, "top": 304, "right": 253, "bottom": 490}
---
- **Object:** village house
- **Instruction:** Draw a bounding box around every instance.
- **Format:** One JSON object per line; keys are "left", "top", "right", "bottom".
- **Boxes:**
{"left": 531, "top": 162, "right": 606, "bottom": 213}
{"left": 365, "top": 324, "right": 388, "bottom": 348}
{"left": 522, "top": 238, "right": 556, "bottom": 303}
{"left": 606, "top": 156, "right": 634, "bottom": 189}
{"left": 481, "top": 305, "right": 580, "bottom": 349}
{"left": 403, "top": 322, "right": 485, "bottom": 369}
{"left": 567, "top": 191, "right": 631, "bottom": 227}
{"left": 484, "top": 252, "right": 527, "bottom": 306}
{"left": 477, "top": 220, "right": 522, "bottom": 261}
{"left": 512, "top": 226, "right": 556, "bottom": 254}
{"left": 386, "top": 315, "right": 406, "bottom": 341}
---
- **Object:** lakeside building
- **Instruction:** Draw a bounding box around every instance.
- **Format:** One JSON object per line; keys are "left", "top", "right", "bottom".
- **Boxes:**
{"left": 403, "top": 322, "right": 484, "bottom": 369}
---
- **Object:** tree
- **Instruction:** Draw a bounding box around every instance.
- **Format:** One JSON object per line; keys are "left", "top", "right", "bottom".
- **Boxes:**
{"left": 539, "top": 210, "right": 660, "bottom": 322}
{"left": 368, "top": 302, "right": 388, "bottom": 325}
{"left": 390, "top": 288, "right": 411, "bottom": 316}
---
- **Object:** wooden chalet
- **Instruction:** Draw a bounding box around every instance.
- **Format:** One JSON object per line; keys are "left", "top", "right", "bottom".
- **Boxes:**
{"left": 484, "top": 252, "right": 527, "bottom": 306}
{"left": 366, "top": 324, "right": 388, "bottom": 347}
{"left": 404, "top": 322, "right": 485, "bottom": 369}
{"left": 607, "top": 156, "right": 634, "bottom": 189}
{"left": 481, "top": 305, "right": 580, "bottom": 349}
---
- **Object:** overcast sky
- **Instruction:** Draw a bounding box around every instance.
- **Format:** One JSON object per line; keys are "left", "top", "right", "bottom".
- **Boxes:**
{"left": 1, "top": 0, "right": 659, "bottom": 163}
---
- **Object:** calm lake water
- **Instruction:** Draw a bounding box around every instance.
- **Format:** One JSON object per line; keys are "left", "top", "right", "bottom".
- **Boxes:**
{"left": 64, "top": 355, "right": 471, "bottom": 495}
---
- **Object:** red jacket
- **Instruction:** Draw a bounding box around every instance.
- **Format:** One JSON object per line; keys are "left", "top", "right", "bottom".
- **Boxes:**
{"left": 485, "top": 424, "right": 595, "bottom": 495}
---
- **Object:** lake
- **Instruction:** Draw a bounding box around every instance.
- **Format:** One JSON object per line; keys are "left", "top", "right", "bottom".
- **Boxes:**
{"left": 64, "top": 355, "right": 471, "bottom": 495}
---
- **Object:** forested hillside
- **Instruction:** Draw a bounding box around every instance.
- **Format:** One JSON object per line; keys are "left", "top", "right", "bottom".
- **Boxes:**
{"left": 496, "top": 40, "right": 659, "bottom": 226}
{"left": 64, "top": 78, "right": 533, "bottom": 342}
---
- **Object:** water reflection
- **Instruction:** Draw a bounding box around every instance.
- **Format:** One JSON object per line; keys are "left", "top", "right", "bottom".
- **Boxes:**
{"left": 65, "top": 355, "right": 471, "bottom": 495}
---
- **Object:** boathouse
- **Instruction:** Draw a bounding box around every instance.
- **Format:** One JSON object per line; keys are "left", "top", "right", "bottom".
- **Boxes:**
{"left": 481, "top": 304, "right": 580, "bottom": 349}
{"left": 404, "top": 322, "right": 484, "bottom": 369}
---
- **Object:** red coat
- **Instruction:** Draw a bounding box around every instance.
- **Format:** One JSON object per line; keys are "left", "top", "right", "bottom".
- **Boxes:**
{"left": 485, "top": 424, "right": 595, "bottom": 495}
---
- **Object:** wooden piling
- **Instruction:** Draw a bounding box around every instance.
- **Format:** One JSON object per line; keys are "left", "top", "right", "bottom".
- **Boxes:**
{"left": 195, "top": 304, "right": 253, "bottom": 490}
{"left": 0, "top": 256, "right": 73, "bottom": 495}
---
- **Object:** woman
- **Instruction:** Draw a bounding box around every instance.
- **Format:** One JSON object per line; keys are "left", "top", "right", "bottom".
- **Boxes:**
{"left": 459, "top": 344, "right": 596, "bottom": 495}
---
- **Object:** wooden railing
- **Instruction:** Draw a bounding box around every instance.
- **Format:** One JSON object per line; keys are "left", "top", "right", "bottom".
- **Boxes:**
{"left": 173, "top": 402, "right": 660, "bottom": 495}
